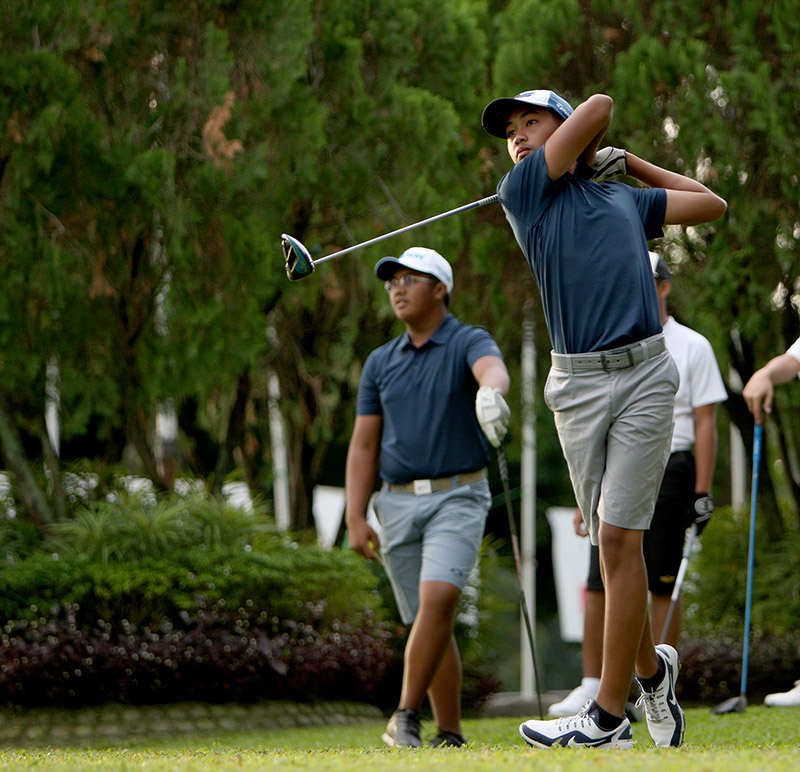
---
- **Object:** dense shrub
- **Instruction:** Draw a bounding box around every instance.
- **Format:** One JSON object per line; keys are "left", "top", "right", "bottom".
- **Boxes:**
{"left": 677, "top": 506, "right": 800, "bottom": 704}
{"left": 0, "top": 489, "right": 502, "bottom": 710}
{"left": 683, "top": 506, "right": 800, "bottom": 638}
{"left": 0, "top": 545, "right": 383, "bottom": 630}
{"left": 0, "top": 604, "right": 393, "bottom": 707}
{"left": 44, "top": 490, "right": 279, "bottom": 563}
{"left": 679, "top": 631, "right": 800, "bottom": 704}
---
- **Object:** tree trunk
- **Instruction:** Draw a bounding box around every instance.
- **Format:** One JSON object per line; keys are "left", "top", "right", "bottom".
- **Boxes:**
{"left": 210, "top": 369, "right": 251, "bottom": 496}
{"left": 0, "top": 398, "right": 53, "bottom": 533}
{"left": 129, "top": 407, "right": 170, "bottom": 492}
{"left": 41, "top": 428, "right": 67, "bottom": 521}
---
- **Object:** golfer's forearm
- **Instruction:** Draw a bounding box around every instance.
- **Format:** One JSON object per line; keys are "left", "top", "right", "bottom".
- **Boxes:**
{"left": 345, "top": 449, "right": 377, "bottom": 523}
{"left": 625, "top": 153, "right": 710, "bottom": 192}
{"left": 579, "top": 98, "right": 613, "bottom": 163}
{"left": 473, "top": 356, "right": 510, "bottom": 395}
{"left": 761, "top": 353, "right": 800, "bottom": 385}
{"left": 693, "top": 421, "right": 717, "bottom": 493}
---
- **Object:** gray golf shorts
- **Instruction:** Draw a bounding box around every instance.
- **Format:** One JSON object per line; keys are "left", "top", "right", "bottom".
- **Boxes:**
{"left": 544, "top": 340, "right": 679, "bottom": 545}
{"left": 372, "top": 479, "right": 490, "bottom": 624}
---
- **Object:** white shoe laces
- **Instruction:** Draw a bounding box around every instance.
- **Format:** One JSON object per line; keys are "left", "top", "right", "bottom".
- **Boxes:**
{"left": 636, "top": 684, "right": 668, "bottom": 721}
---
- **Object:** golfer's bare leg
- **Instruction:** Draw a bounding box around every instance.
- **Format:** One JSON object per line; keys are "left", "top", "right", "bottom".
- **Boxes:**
{"left": 399, "top": 581, "right": 461, "bottom": 719}
{"left": 582, "top": 590, "right": 605, "bottom": 679}
{"left": 651, "top": 593, "right": 681, "bottom": 649}
{"left": 596, "top": 522, "right": 658, "bottom": 717}
{"left": 427, "top": 635, "right": 462, "bottom": 734}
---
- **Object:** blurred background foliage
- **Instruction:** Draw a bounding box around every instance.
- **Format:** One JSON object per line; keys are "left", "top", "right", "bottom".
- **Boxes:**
{"left": 1, "top": 0, "right": 800, "bottom": 696}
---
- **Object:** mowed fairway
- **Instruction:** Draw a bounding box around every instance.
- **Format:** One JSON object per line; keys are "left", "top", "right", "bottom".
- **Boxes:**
{"left": 1, "top": 707, "right": 799, "bottom": 771}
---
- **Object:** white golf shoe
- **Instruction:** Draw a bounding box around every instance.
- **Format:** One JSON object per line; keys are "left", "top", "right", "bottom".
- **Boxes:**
{"left": 520, "top": 703, "right": 634, "bottom": 749}
{"left": 548, "top": 679, "right": 600, "bottom": 717}
{"left": 764, "top": 680, "right": 800, "bottom": 707}
{"left": 635, "top": 643, "right": 685, "bottom": 747}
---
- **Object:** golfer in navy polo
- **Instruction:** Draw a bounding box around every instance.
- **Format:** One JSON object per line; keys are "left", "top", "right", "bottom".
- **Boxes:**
{"left": 481, "top": 89, "right": 727, "bottom": 749}
{"left": 345, "top": 247, "right": 510, "bottom": 749}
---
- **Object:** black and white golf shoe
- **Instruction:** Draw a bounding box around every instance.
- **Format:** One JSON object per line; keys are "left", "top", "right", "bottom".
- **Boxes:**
{"left": 519, "top": 703, "right": 634, "bottom": 749}
{"left": 636, "top": 643, "right": 686, "bottom": 747}
{"left": 382, "top": 708, "right": 423, "bottom": 748}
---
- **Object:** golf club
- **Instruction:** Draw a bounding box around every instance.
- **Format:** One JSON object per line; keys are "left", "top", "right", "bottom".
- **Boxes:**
{"left": 711, "top": 421, "right": 763, "bottom": 714}
{"left": 659, "top": 522, "right": 698, "bottom": 643}
{"left": 496, "top": 445, "right": 544, "bottom": 719}
{"left": 282, "top": 194, "right": 498, "bottom": 281}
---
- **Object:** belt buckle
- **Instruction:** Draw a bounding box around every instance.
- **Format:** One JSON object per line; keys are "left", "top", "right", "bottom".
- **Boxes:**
{"left": 413, "top": 479, "right": 433, "bottom": 495}
{"left": 600, "top": 349, "right": 636, "bottom": 371}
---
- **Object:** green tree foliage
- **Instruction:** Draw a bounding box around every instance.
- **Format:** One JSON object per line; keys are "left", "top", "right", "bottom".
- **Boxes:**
{"left": 486, "top": 0, "right": 800, "bottom": 534}
{"left": 1, "top": 1, "right": 799, "bottom": 540}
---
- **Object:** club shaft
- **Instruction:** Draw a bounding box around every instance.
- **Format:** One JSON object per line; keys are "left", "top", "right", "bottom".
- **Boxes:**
{"left": 312, "top": 195, "right": 498, "bottom": 266}
{"left": 497, "top": 446, "right": 543, "bottom": 719}
{"left": 741, "top": 422, "right": 762, "bottom": 696}
{"left": 659, "top": 523, "right": 697, "bottom": 643}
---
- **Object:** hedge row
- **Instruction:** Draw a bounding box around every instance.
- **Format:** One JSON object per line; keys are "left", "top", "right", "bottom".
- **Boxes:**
{"left": 679, "top": 631, "right": 800, "bottom": 704}
{"left": 0, "top": 544, "right": 383, "bottom": 630}
{"left": 0, "top": 604, "right": 393, "bottom": 707}
{"left": 0, "top": 542, "right": 400, "bottom": 707}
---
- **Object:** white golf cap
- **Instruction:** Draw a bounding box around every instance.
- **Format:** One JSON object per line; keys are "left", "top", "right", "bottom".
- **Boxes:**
{"left": 649, "top": 251, "right": 672, "bottom": 281}
{"left": 375, "top": 247, "right": 454, "bottom": 294}
{"left": 482, "top": 89, "right": 574, "bottom": 138}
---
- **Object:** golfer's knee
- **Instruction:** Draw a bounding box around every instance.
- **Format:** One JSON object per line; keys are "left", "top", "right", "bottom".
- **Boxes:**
{"left": 598, "top": 523, "right": 644, "bottom": 578}
{"left": 418, "top": 581, "right": 461, "bottom": 617}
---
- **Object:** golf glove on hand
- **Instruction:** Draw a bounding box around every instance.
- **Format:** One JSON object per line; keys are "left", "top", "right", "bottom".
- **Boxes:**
{"left": 475, "top": 386, "right": 510, "bottom": 448}
{"left": 690, "top": 493, "right": 714, "bottom": 535}
{"left": 585, "top": 146, "right": 627, "bottom": 182}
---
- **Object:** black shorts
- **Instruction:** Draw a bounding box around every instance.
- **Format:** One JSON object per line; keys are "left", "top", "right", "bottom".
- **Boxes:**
{"left": 587, "top": 451, "right": 696, "bottom": 595}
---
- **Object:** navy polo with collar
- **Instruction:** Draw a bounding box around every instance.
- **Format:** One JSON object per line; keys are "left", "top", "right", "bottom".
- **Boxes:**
{"left": 357, "top": 314, "right": 504, "bottom": 484}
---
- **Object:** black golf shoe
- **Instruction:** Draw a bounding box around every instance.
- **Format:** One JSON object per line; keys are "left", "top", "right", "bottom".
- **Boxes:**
{"left": 382, "top": 708, "right": 423, "bottom": 748}
{"left": 428, "top": 729, "right": 467, "bottom": 747}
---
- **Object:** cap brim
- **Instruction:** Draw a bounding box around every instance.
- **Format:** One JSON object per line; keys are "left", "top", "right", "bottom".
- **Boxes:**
{"left": 482, "top": 97, "right": 526, "bottom": 138}
{"left": 374, "top": 257, "right": 405, "bottom": 280}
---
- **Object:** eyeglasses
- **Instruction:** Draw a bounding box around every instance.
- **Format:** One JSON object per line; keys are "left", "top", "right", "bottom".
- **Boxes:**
{"left": 384, "top": 275, "right": 439, "bottom": 292}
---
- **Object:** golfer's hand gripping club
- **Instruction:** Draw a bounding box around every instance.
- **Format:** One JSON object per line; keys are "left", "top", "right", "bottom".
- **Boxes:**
{"left": 689, "top": 493, "right": 714, "bottom": 536}
{"left": 475, "top": 386, "right": 511, "bottom": 448}
{"left": 584, "top": 146, "right": 627, "bottom": 182}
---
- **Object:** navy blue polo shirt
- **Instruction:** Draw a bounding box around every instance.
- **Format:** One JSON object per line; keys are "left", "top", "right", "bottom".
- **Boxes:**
{"left": 357, "top": 314, "right": 503, "bottom": 484}
{"left": 498, "top": 146, "right": 666, "bottom": 354}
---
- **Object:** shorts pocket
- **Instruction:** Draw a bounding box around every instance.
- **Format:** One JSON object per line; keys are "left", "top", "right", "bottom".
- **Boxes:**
{"left": 544, "top": 369, "right": 568, "bottom": 412}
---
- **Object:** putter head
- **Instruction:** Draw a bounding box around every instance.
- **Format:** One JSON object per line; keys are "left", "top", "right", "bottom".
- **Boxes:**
{"left": 281, "top": 234, "right": 316, "bottom": 281}
{"left": 711, "top": 695, "right": 747, "bottom": 714}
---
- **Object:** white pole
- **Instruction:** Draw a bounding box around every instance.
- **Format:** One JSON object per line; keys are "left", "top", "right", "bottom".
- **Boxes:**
{"left": 268, "top": 371, "right": 292, "bottom": 532}
{"left": 520, "top": 305, "right": 537, "bottom": 699}
{"left": 45, "top": 356, "right": 60, "bottom": 457}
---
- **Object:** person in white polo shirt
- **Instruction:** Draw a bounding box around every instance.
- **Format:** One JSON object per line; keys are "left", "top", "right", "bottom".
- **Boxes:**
{"left": 743, "top": 334, "right": 800, "bottom": 707}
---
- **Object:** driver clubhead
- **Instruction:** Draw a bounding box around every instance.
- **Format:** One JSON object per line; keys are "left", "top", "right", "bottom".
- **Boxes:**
{"left": 281, "top": 234, "right": 316, "bottom": 281}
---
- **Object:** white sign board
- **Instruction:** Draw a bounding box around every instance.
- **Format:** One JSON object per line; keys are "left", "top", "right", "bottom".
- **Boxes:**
{"left": 546, "top": 506, "right": 591, "bottom": 643}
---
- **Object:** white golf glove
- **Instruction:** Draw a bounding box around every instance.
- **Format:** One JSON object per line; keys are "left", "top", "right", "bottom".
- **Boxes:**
{"left": 586, "top": 146, "right": 627, "bottom": 182}
{"left": 475, "top": 386, "right": 511, "bottom": 448}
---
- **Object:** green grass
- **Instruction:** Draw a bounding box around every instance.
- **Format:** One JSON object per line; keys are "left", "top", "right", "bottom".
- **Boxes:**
{"left": 2, "top": 707, "right": 800, "bottom": 770}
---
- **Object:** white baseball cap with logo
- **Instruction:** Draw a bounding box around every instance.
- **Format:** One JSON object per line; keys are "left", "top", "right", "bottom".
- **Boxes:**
{"left": 482, "top": 89, "right": 574, "bottom": 138}
{"left": 375, "top": 247, "right": 454, "bottom": 294}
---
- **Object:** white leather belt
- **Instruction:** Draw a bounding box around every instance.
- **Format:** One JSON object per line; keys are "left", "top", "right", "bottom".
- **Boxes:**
{"left": 388, "top": 468, "right": 487, "bottom": 495}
